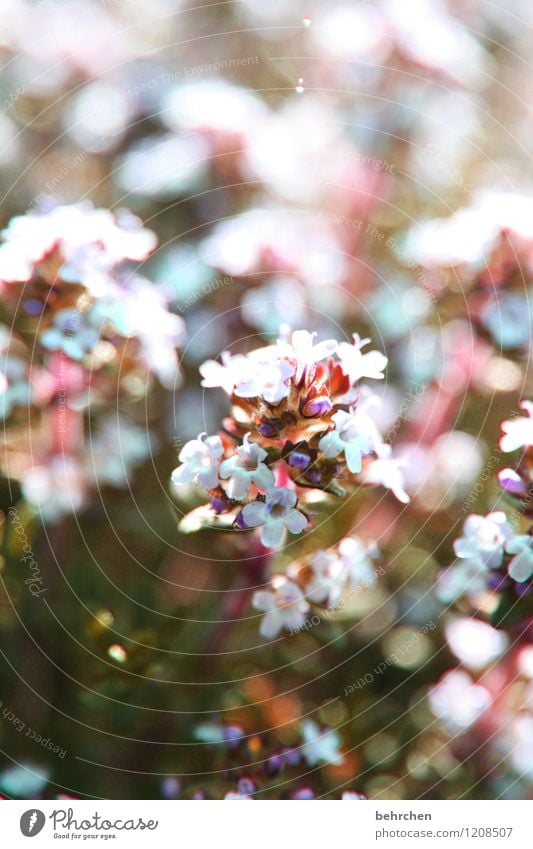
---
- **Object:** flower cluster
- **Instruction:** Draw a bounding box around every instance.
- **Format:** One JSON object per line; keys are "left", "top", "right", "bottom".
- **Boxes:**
{"left": 173, "top": 329, "right": 407, "bottom": 549}
{"left": 252, "top": 535, "right": 379, "bottom": 639}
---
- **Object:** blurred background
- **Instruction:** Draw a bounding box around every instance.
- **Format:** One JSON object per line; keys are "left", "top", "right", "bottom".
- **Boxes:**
{"left": 1, "top": 0, "right": 533, "bottom": 800}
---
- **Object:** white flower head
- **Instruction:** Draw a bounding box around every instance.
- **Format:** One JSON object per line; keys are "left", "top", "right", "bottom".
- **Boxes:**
{"left": 241, "top": 486, "right": 307, "bottom": 548}
{"left": 361, "top": 443, "right": 410, "bottom": 503}
{"left": 505, "top": 534, "right": 533, "bottom": 583}
{"left": 338, "top": 535, "right": 379, "bottom": 590}
{"left": 300, "top": 720, "right": 344, "bottom": 766}
{"left": 234, "top": 358, "right": 295, "bottom": 405}
{"left": 337, "top": 334, "right": 387, "bottom": 384}
{"left": 252, "top": 576, "right": 310, "bottom": 638}
{"left": 306, "top": 549, "right": 347, "bottom": 607}
{"left": 219, "top": 433, "right": 275, "bottom": 501}
{"left": 171, "top": 433, "right": 223, "bottom": 491}
{"left": 318, "top": 409, "right": 372, "bottom": 473}
{"left": 277, "top": 329, "right": 337, "bottom": 382}
{"left": 500, "top": 401, "right": 533, "bottom": 453}
{"left": 454, "top": 511, "right": 513, "bottom": 569}
{"left": 199, "top": 351, "right": 253, "bottom": 396}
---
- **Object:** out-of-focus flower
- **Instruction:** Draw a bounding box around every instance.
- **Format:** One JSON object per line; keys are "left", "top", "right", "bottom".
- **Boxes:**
{"left": 171, "top": 433, "right": 224, "bottom": 491}
{"left": 305, "top": 549, "right": 347, "bottom": 607}
{"left": 428, "top": 670, "right": 491, "bottom": 732}
{"left": 252, "top": 576, "right": 310, "bottom": 638}
{"left": 361, "top": 443, "right": 410, "bottom": 503}
{"left": 445, "top": 617, "right": 509, "bottom": 671}
{"left": 219, "top": 433, "right": 274, "bottom": 501}
{"left": 505, "top": 535, "right": 533, "bottom": 583}
{"left": 199, "top": 351, "right": 252, "bottom": 396}
{"left": 453, "top": 512, "right": 513, "bottom": 569}
{"left": 338, "top": 536, "right": 379, "bottom": 590}
{"left": 300, "top": 720, "right": 344, "bottom": 766}
{"left": 500, "top": 402, "right": 533, "bottom": 453}
{"left": 241, "top": 487, "right": 307, "bottom": 548}
{"left": 21, "top": 456, "right": 87, "bottom": 523}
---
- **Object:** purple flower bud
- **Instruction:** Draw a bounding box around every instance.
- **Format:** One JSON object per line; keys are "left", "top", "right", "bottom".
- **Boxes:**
{"left": 304, "top": 468, "right": 322, "bottom": 485}
{"left": 280, "top": 746, "right": 301, "bottom": 767}
{"left": 258, "top": 421, "right": 279, "bottom": 438}
{"left": 301, "top": 395, "right": 333, "bottom": 418}
{"left": 161, "top": 777, "right": 181, "bottom": 799}
{"left": 514, "top": 581, "right": 531, "bottom": 597}
{"left": 292, "top": 786, "right": 315, "bottom": 799}
{"left": 237, "top": 777, "right": 255, "bottom": 796}
{"left": 487, "top": 572, "right": 507, "bottom": 592}
{"left": 287, "top": 450, "right": 311, "bottom": 470}
{"left": 235, "top": 509, "right": 250, "bottom": 529}
{"left": 265, "top": 754, "right": 283, "bottom": 776}
{"left": 498, "top": 468, "right": 528, "bottom": 497}
{"left": 223, "top": 724, "right": 244, "bottom": 747}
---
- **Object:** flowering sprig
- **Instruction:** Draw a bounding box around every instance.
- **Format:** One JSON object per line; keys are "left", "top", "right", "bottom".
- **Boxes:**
{"left": 173, "top": 329, "right": 407, "bottom": 548}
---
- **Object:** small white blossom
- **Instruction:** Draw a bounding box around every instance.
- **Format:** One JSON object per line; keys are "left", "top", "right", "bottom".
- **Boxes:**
{"left": 234, "top": 358, "right": 295, "bottom": 404}
{"left": 361, "top": 443, "right": 410, "bottom": 503}
{"left": 429, "top": 670, "right": 491, "bottom": 733}
{"left": 318, "top": 409, "right": 372, "bottom": 473}
{"left": 500, "top": 401, "right": 533, "bottom": 452}
{"left": 337, "top": 334, "right": 387, "bottom": 383}
{"left": 199, "top": 351, "right": 253, "bottom": 396}
{"left": 453, "top": 511, "right": 513, "bottom": 569}
{"left": 252, "top": 576, "right": 310, "bottom": 638}
{"left": 277, "top": 329, "right": 337, "bottom": 382}
{"left": 505, "top": 535, "right": 533, "bottom": 583}
{"left": 300, "top": 720, "right": 344, "bottom": 766}
{"left": 171, "top": 433, "right": 223, "bottom": 491}
{"left": 219, "top": 433, "right": 275, "bottom": 500}
{"left": 338, "top": 536, "right": 379, "bottom": 590}
{"left": 242, "top": 486, "right": 307, "bottom": 548}
{"left": 436, "top": 558, "right": 489, "bottom": 603}
{"left": 306, "top": 549, "right": 347, "bottom": 607}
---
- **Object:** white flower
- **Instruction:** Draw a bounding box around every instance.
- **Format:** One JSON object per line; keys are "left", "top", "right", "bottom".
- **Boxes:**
{"left": 241, "top": 486, "right": 307, "bottom": 548}
{"left": 234, "top": 358, "right": 295, "bottom": 404}
{"left": 436, "top": 558, "right": 489, "bottom": 603}
{"left": 219, "top": 433, "right": 275, "bottom": 500}
{"left": 277, "top": 329, "right": 337, "bottom": 382}
{"left": 445, "top": 617, "right": 508, "bottom": 671}
{"left": 199, "top": 351, "right": 253, "bottom": 396}
{"left": 429, "top": 670, "right": 491, "bottom": 733}
{"left": 338, "top": 536, "right": 379, "bottom": 590}
{"left": 453, "top": 511, "right": 513, "bottom": 569}
{"left": 306, "top": 549, "right": 347, "bottom": 607}
{"left": 252, "top": 576, "right": 310, "bottom": 638}
{"left": 300, "top": 720, "right": 344, "bottom": 766}
{"left": 505, "top": 535, "right": 533, "bottom": 583}
{"left": 500, "top": 401, "right": 533, "bottom": 452}
{"left": 22, "top": 456, "right": 87, "bottom": 523}
{"left": 337, "top": 334, "right": 387, "bottom": 383}
{"left": 171, "top": 433, "right": 223, "bottom": 491}
{"left": 361, "top": 443, "right": 410, "bottom": 503}
{"left": 342, "top": 791, "right": 366, "bottom": 800}
{"left": 318, "top": 410, "right": 372, "bottom": 473}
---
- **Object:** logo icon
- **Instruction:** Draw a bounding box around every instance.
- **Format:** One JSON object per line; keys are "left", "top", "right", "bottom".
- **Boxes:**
{"left": 20, "top": 810, "right": 46, "bottom": 837}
